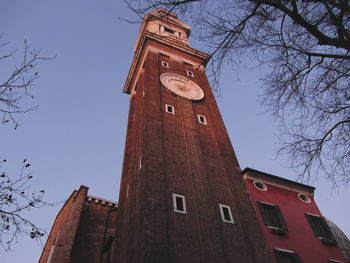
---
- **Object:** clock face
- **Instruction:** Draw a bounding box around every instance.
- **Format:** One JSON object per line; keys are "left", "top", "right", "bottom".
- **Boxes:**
{"left": 160, "top": 72, "right": 204, "bottom": 100}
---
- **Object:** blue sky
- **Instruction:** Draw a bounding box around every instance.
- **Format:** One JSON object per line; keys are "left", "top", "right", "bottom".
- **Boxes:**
{"left": 1, "top": 1, "right": 349, "bottom": 262}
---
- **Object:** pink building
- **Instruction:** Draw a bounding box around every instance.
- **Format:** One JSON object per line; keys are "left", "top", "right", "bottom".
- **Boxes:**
{"left": 242, "top": 168, "right": 346, "bottom": 263}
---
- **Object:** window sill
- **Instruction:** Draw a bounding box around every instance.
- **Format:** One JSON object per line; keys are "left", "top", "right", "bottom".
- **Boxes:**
{"left": 319, "top": 237, "right": 337, "bottom": 246}
{"left": 267, "top": 226, "right": 287, "bottom": 235}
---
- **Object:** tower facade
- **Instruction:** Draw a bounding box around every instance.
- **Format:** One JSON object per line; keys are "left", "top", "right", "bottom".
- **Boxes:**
{"left": 113, "top": 9, "right": 271, "bottom": 263}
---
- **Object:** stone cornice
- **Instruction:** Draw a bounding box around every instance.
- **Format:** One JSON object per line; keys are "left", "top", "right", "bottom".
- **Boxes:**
{"left": 123, "top": 31, "right": 210, "bottom": 94}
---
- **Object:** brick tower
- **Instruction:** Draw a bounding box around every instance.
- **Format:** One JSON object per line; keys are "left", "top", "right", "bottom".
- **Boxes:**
{"left": 113, "top": 9, "right": 272, "bottom": 263}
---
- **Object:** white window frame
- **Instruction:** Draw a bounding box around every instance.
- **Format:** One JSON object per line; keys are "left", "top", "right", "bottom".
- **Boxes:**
{"left": 162, "top": 61, "right": 169, "bottom": 68}
{"left": 298, "top": 193, "right": 311, "bottom": 203}
{"left": 219, "top": 204, "right": 234, "bottom": 224}
{"left": 197, "top": 114, "right": 207, "bottom": 125}
{"left": 253, "top": 180, "right": 267, "bottom": 191}
{"left": 305, "top": 212, "right": 321, "bottom": 218}
{"left": 274, "top": 248, "right": 295, "bottom": 254}
{"left": 172, "top": 193, "right": 187, "bottom": 214}
{"left": 187, "top": 70, "right": 194, "bottom": 77}
{"left": 165, "top": 104, "right": 175, "bottom": 115}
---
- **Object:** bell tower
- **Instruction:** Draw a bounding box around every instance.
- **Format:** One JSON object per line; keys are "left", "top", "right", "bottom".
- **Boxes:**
{"left": 114, "top": 9, "right": 272, "bottom": 263}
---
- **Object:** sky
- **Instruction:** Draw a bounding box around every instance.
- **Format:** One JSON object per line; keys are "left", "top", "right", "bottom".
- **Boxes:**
{"left": 1, "top": 1, "right": 349, "bottom": 262}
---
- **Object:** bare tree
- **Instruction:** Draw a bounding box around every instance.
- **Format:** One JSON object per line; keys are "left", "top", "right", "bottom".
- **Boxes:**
{"left": 1, "top": 35, "right": 53, "bottom": 129}
{"left": 125, "top": 0, "right": 350, "bottom": 186}
{"left": 1, "top": 37, "right": 54, "bottom": 250}
{"left": 0, "top": 159, "right": 53, "bottom": 251}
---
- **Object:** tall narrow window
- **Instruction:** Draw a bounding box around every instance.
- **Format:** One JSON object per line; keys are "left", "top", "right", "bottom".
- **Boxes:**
{"left": 165, "top": 104, "right": 175, "bottom": 115}
{"left": 197, "top": 114, "right": 207, "bottom": 125}
{"left": 274, "top": 248, "right": 302, "bottom": 263}
{"left": 219, "top": 204, "right": 234, "bottom": 224}
{"left": 172, "top": 194, "right": 187, "bottom": 214}
{"left": 305, "top": 213, "right": 336, "bottom": 245}
{"left": 257, "top": 201, "right": 287, "bottom": 233}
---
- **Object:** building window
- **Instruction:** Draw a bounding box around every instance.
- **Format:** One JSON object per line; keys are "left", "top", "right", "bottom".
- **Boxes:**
{"left": 257, "top": 201, "right": 287, "bottom": 234}
{"left": 165, "top": 104, "right": 175, "bottom": 114}
{"left": 187, "top": 70, "right": 194, "bottom": 77}
{"left": 183, "top": 61, "right": 193, "bottom": 66}
{"left": 274, "top": 248, "right": 302, "bottom": 263}
{"left": 197, "top": 114, "right": 207, "bottom": 125}
{"left": 219, "top": 204, "right": 234, "bottom": 224}
{"left": 298, "top": 193, "right": 311, "bottom": 203}
{"left": 162, "top": 61, "right": 169, "bottom": 68}
{"left": 172, "top": 194, "right": 187, "bottom": 214}
{"left": 164, "top": 27, "right": 174, "bottom": 34}
{"left": 305, "top": 213, "right": 336, "bottom": 245}
{"left": 253, "top": 181, "right": 267, "bottom": 191}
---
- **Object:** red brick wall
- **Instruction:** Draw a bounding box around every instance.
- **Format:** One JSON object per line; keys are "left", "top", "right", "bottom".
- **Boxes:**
{"left": 70, "top": 200, "right": 117, "bottom": 263}
{"left": 113, "top": 39, "right": 272, "bottom": 262}
{"left": 39, "top": 187, "right": 117, "bottom": 263}
{"left": 39, "top": 186, "right": 88, "bottom": 263}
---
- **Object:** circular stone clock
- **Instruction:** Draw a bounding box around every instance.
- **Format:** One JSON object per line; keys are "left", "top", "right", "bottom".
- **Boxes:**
{"left": 160, "top": 72, "right": 204, "bottom": 100}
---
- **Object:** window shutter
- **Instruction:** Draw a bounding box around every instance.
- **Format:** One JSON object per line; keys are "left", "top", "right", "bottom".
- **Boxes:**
{"left": 305, "top": 213, "right": 337, "bottom": 245}
{"left": 257, "top": 201, "right": 272, "bottom": 226}
{"left": 274, "top": 205, "right": 288, "bottom": 231}
{"left": 274, "top": 249, "right": 303, "bottom": 263}
{"left": 273, "top": 249, "right": 283, "bottom": 263}
{"left": 305, "top": 213, "right": 321, "bottom": 237}
{"left": 320, "top": 216, "right": 336, "bottom": 242}
{"left": 293, "top": 252, "right": 303, "bottom": 263}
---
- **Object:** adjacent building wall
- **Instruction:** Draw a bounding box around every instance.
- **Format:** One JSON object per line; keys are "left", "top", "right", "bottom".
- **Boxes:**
{"left": 243, "top": 168, "right": 346, "bottom": 263}
{"left": 39, "top": 186, "right": 117, "bottom": 263}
